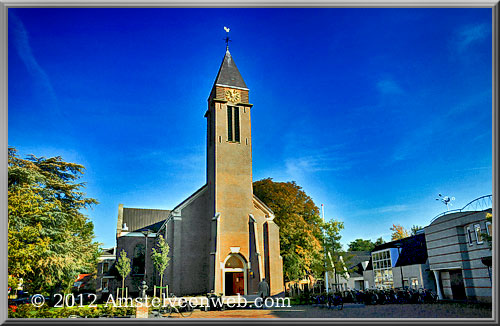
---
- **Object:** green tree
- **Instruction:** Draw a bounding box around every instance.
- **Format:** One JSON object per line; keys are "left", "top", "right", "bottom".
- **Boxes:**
{"left": 115, "top": 250, "right": 131, "bottom": 297}
{"left": 348, "top": 239, "right": 375, "bottom": 252}
{"left": 253, "top": 178, "right": 323, "bottom": 282}
{"left": 390, "top": 224, "right": 410, "bottom": 241}
{"left": 374, "top": 237, "right": 385, "bottom": 246}
{"left": 410, "top": 225, "right": 424, "bottom": 235}
{"left": 8, "top": 147, "right": 100, "bottom": 295}
{"left": 151, "top": 235, "right": 170, "bottom": 297}
{"left": 322, "top": 220, "right": 348, "bottom": 292}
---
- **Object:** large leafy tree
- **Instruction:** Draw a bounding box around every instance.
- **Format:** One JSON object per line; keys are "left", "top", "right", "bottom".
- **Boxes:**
{"left": 253, "top": 178, "right": 324, "bottom": 282}
{"left": 348, "top": 239, "right": 375, "bottom": 252}
{"left": 8, "top": 147, "right": 100, "bottom": 295}
{"left": 390, "top": 224, "right": 410, "bottom": 241}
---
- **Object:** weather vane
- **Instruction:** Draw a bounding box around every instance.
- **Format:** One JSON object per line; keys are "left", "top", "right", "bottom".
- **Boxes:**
{"left": 436, "top": 193, "right": 455, "bottom": 211}
{"left": 224, "top": 26, "right": 231, "bottom": 50}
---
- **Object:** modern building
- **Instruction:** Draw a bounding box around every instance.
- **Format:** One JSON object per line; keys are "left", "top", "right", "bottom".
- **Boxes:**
{"left": 363, "top": 233, "right": 435, "bottom": 291}
{"left": 425, "top": 207, "right": 492, "bottom": 303}
{"left": 109, "top": 46, "right": 284, "bottom": 298}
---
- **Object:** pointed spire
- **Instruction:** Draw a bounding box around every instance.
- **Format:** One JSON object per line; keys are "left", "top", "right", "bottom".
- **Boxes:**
{"left": 213, "top": 48, "right": 248, "bottom": 90}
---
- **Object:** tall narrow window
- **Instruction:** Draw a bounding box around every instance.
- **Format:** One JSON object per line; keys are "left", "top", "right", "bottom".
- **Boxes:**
{"left": 475, "top": 224, "right": 483, "bottom": 244}
{"left": 227, "top": 106, "right": 240, "bottom": 142}
{"left": 227, "top": 107, "right": 233, "bottom": 141}
{"left": 466, "top": 227, "right": 473, "bottom": 246}
{"left": 234, "top": 107, "right": 240, "bottom": 142}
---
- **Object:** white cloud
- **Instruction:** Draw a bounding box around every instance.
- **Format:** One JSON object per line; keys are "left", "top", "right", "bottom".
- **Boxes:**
{"left": 376, "top": 78, "right": 404, "bottom": 95}
{"left": 10, "top": 12, "right": 58, "bottom": 107}
{"left": 456, "top": 23, "right": 489, "bottom": 52}
{"left": 285, "top": 152, "right": 351, "bottom": 176}
{"left": 355, "top": 204, "right": 411, "bottom": 216}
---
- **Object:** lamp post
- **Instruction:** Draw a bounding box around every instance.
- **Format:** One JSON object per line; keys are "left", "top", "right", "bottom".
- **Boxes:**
{"left": 395, "top": 243, "right": 404, "bottom": 289}
{"left": 141, "top": 229, "right": 152, "bottom": 283}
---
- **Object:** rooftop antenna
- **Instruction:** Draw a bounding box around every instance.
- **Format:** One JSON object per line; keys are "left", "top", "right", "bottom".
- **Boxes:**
{"left": 223, "top": 26, "right": 231, "bottom": 50}
{"left": 436, "top": 193, "right": 455, "bottom": 211}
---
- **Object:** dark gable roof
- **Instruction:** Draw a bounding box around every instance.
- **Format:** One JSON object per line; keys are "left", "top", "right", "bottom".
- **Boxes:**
{"left": 346, "top": 251, "right": 371, "bottom": 268}
{"left": 102, "top": 247, "right": 115, "bottom": 256}
{"left": 366, "top": 233, "right": 428, "bottom": 270}
{"left": 346, "top": 251, "right": 371, "bottom": 277}
{"left": 122, "top": 207, "right": 171, "bottom": 233}
{"left": 213, "top": 49, "right": 247, "bottom": 89}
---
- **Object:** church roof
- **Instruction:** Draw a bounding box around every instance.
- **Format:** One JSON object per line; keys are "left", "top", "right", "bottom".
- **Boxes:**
{"left": 213, "top": 49, "right": 248, "bottom": 90}
{"left": 122, "top": 207, "right": 171, "bottom": 233}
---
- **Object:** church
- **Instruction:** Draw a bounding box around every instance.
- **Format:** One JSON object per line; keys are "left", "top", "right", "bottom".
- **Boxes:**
{"left": 102, "top": 45, "right": 284, "bottom": 298}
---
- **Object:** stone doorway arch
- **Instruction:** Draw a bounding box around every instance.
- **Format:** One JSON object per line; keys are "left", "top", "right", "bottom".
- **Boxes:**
{"left": 223, "top": 253, "right": 247, "bottom": 296}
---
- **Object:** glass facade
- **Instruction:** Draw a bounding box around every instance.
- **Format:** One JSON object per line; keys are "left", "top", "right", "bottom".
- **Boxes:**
{"left": 372, "top": 249, "right": 394, "bottom": 289}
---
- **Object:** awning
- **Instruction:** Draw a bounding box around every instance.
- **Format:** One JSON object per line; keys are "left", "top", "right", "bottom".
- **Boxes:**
{"left": 481, "top": 256, "right": 492, "bottom": 267}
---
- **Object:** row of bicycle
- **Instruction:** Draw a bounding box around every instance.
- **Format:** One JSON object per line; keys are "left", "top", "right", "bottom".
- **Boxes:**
{"left": 310, "top": 287, "right": 438, "bottom": 306}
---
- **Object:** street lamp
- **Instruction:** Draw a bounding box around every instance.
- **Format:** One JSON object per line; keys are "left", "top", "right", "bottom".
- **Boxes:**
{"left": 141, "top": 229, "right": 152, "bottom": 283}
{"left": 394, "top": 243, "right": 404, "bottom": 289}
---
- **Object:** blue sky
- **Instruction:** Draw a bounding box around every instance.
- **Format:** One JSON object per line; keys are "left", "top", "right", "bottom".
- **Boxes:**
{"left": 8, "top": 8, "right": 492, "bottom": 249}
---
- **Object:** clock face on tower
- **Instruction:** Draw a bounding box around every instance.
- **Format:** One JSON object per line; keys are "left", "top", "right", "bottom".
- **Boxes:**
{"left": 225, "top": 89, "right": 241, "bottom": 103}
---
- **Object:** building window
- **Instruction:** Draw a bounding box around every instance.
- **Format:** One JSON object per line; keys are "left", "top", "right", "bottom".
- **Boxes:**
{"left": 372, "top": 249, "right": 393, "bottom": 289}
{"left": 486, "top": 222, "right": 492, "bottom": 236}
{"left": 227, "top": 107, "right": 233, "bottom": 141}
{"left": 102, "top": 262, "right": 109, "bottom": 273}
{"left": 411, "top": 278, "right": 419, "bottom": 289}
{"left": 132, "top": 244, "right": 145, "bottom": 275}
{"left": 101, "top": 279, "right": 109, "bottom": 293}
{"left": 474, "top": 224, "right": 483, "bottom": 244}
{"left": 466, "top": 227, "right": 473, "bottom": 246}
{"left": 227, "top": 106, "right": 240, "bottom": 142}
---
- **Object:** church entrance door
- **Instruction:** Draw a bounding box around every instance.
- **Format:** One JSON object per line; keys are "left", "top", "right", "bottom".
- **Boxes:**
{"left": 223, "top": 254, "right": 247, "bottom": 296}
{"left": 225, "top": 272, "right": 244, "bottom": 295}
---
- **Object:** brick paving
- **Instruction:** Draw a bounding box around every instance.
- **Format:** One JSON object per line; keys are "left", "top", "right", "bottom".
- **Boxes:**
{"left": 164, "top": 303, "right": 492, "bottom": 319}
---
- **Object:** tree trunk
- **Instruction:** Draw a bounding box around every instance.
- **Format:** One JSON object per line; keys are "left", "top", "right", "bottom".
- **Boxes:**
{"left": 160, "top": 274, "right": 163, "bottom": 298}
{"left": 122, "top": 278, "right": 125, "bottom": 299}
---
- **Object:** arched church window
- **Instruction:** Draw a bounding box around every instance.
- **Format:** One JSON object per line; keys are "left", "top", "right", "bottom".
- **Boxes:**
{"left": 225, "top": 255, "right": 243, "bottom": 269}
{"left": 132, "top": 243, "right": 145, "bottom": 275}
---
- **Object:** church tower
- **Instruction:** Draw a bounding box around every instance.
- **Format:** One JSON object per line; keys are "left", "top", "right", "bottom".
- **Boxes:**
{"left": 206, "top": 47, "right": 256, "bottom": 294}
{"left": 112, "top": 33, "right": 283, "bottom": 299}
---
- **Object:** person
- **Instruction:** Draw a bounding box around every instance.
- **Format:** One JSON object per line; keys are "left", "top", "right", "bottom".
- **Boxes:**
{"left": 257, "top": 278, "right": 270, "bottom": 299}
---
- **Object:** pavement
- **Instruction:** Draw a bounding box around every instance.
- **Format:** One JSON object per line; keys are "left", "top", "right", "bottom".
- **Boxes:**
{"left": 164, "top": 303, "right": 492, "bottom": 319}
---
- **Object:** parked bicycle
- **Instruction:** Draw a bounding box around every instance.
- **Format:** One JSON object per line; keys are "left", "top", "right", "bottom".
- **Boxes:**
{"left": 327, "top": 292, "right": 343, "bottom": 310}
{"left": 158, "top": 297, "right": 193, "bottom": 318}
{"left": 419, "top": 288, "right": 438, "bottom": 303}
